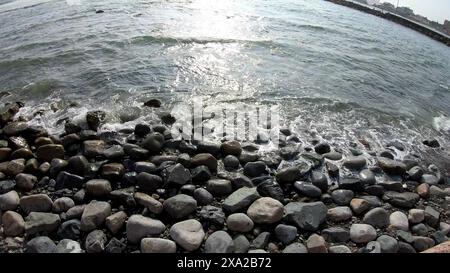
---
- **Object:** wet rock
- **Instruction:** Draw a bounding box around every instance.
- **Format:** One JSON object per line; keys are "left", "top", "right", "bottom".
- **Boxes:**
{"left": 36, "top": 144, "right": 65, "bottom": 162}
{"left": 362, "top": 241, "right": 381, "bottom": 253}
{"left": 3, "top": 121, "right": 28, "bottom": 136}
{"left": 294, "top": 182, "right": 322, "bottom": 198}
{"left": 163, "top": 194, "right": 197, "bottom": 220}
{"left": 5, "top": 159, "right": 25, "bottom": 176}
{"left": 123, "top": 144, "right": 149, "bottom": 160}
{"left": 350, "top": 224, "right": 377, "bottom": 243}
{"left": 377, "top": 157, "right": 406, "bottom": 175}
{"left": 136, "top": 172, "right": 163, "bottom": 192}
{"left": 323, "top": 151, "right": 342, "bottom": 161}
{"left": 15, "top": 173, "right": 37, "bottom": 193}
{"left": 170, "top": 219, "right": 205, "bottom": 251}
{"left": 101, "top": 163, "right": 125, "bottom": 181}
{"left": 429, "top": 185, "right": 446, "bottom": 198}
{"left": 243, "top": 161, "right": 267, "bottom": 177}
{"left": 383, "top": 191, "right": 420, "bottom": 209}
{"left": 83, "top": 140, "right": 106, "bottom": 158}
{"left": 306, "top": 234, "right": 327, "bottom": 253}
{"left": 322, "top": 227, "right": 350, "bottom": 243}
{"left": 274, "top": 224, "right": 297, "bottom": 244}
{"left": 226, "top": 213, "right": 254, "bottom": 232}
{"left": 191, "top": 153, "right": 217, "bottom": 173}
{"left": 343, "top": 156, "right": 366, "bottom": 170}
{"left": 141, "top": 238, "right": 176, "bottom": 253}
{"left": 359, "top": 169, "right": 376, "bottom": 185}
{"left": 221, "top": 140, "right": 242, "bottom": 156}
{"left": 389, "top": 211, "right": 409, "bottom": 231}
{"left": 339, "top": 177, "right": 364, "bottom": 192}
{"left": 80, "top": 200, "right": 111, "bottom": 232}
{"left": 19, "top": 194, "right": 53, "bottom": 214}
{"left": 105, "top": 211, "right": 127, "bottom": 234}
{"left": 25, "top": 212, "right": 61, "bottom": 235}
{"left": 423, "top": 139, "right": 440, "bottom": 148}
{"left": 284, "top": 201, "right": 327, "bottom": 231}
{"left": 11, "top": 148, "right": 33, "bottom": 160}
{"left": 142, "top": 133, "right": 164, "bottom": 154}
{"left": 223, "top": 155, "right": 240, "bottom": 170}
{"left": 205, "top": 230, "right": 234, "bottom": 253}
{"left": 254, "top": 179, "right": 282, "bottom": 201}
{"left": 126, "top": 215, "right": 165, "bottom": 244}
{"left": 327, "top": 206, "right": 353, "bottom": 222}
{"left": 2, "top": 211, "right": 25, "bottom": 237}
{"left": 55, "top": 171, "right": 84, "bottom": 190}
{"left": 52, "top": 197, "right": 75, "bottom": 213}
{"left": 191, "top": 165, "right": 211, "bottom": 184}
{"left": 134, "top": 192, "right": 163, "bottom": 214}
{"left": 134, "top": 162, "right": 157, "bottom": 173}
{"left": 26, "top": 236, "right": 56, "bottom": 253}
{"left": 102, "top": 145, "right": 124, "bottom": 160}
{"left": 0, "top": 190, "right": 19, "bottom": 211}
{"left": 49, "top": 159, "right": 68, "bottom": 177}
{"left": 86, "top": 110, "right": 106, "bottom": 131}
{"left": 314, "top": 142, "right": 330, "bottom": 154}
{"left": 196, "top": 141, "right": 220, "bottom": 156}
{"left": 407, "top": 166, "right": 423, "bottom": 181}
{"left": 57, "top": 219, "right": 81, "bottom": 240}
{"left": 310, "top": 171, "right": 328, "bottom": 192}
{"left": 379, "top": 181, "right": 403, "bottom": 192}
{"left": 276, "top": 165, "right": 310, "bottom": 184}
{"left": 247, "top": 197, "right": 284, "bottom": 224}
{"left": 331, "top": 189, "right": 354, "bottom": 205}
{"left": 165, "top": 163, "right": 191, "bottom": 186}
{"left": 206, "top": 179, "right": 232, "bottom": 196}
{"left": 85, "top": 229, "right": 107, "bottom": 253}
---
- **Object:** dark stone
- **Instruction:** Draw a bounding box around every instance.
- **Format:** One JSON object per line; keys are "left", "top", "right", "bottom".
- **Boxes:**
{"left": 144, "top": 99, "right": 161, "bottom": 108}
{"left": 314, "top": 142, "right": 331, "bottom": 154}
{"left": 422, "top": 139, "right": 440, "bottom": 148}
{"left": 322, "top": 227, "right": 350, "bottom": 243}
{"left": 57, "top": 219, "right": 81, "bottom": 240}
{"left": 55, "top": 172, "right": 84, "bottom": 190}
{"left": 284, "top": 201, "right": 327, "bottom": 231}
{"left": 191, "top": 165, "right": 212, "bottom": 184}
{"left": 136, "top": 172, "right": 163, "bottom": 192}
{"left": 294, "top": 182, "right": 322, "bottom": 198}
{"left": 243, "top": 161, "right": 267, "bottom": 178}
{"left": 383, "top": 191, "right": 420, "bottom": 208}
{"left": 198, "top": 205, "right": 226, "bottom": 226}
{"left": 339, "top": 177, "right": 364, "bottom": 192}
{"left": 134, "top": 124, "right": 151, "bottom": 136}
{"left": 86, "top": 110, "right": 106, "bottom": 131}
{"left": 257, "top": 180, "right": 284, "bottom": 202}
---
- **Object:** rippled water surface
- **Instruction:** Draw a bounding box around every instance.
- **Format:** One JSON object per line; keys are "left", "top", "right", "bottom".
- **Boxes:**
{"left": 1, "top": 0, "right": 450, "bottom": 164}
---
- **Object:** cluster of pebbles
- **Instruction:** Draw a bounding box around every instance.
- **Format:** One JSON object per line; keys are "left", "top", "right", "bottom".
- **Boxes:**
{"left": 0, "top": 100, "right": 449, "bottom": 253}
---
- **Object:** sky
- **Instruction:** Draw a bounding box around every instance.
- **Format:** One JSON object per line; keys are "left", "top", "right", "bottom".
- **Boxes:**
{"left": 382, "top": 0, "right": 450, "bottom": 23}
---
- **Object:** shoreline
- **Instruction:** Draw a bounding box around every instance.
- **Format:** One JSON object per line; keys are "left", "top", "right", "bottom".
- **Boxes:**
{"left": 0, "top": 100, "right": 450, "bottom": 253}
{"left": 325, "top": 0, "right": 450, "bottom": 47}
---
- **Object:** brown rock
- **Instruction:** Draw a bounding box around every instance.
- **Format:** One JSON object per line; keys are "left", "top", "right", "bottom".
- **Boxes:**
{"left": 417, "top": 183, "right": 430, "bottom": 199}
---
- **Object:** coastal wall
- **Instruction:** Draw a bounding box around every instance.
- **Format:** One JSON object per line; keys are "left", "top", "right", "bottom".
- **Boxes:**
{"left": 325, "top": 0, "right": 450, "bottom": 47}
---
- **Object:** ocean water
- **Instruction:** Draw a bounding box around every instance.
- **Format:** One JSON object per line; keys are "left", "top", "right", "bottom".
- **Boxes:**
{"left": 1, "top": 0, "right": 449, "bottom": 166}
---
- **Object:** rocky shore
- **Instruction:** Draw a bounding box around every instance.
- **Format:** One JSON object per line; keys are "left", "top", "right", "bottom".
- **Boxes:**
{"left": 0, "top": 100, "right": 449, "bottom": 253}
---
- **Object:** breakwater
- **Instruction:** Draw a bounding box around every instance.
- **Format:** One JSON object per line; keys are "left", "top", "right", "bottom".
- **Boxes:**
{"left": 325, "top": 0, "right": 450, "bottom": 47}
